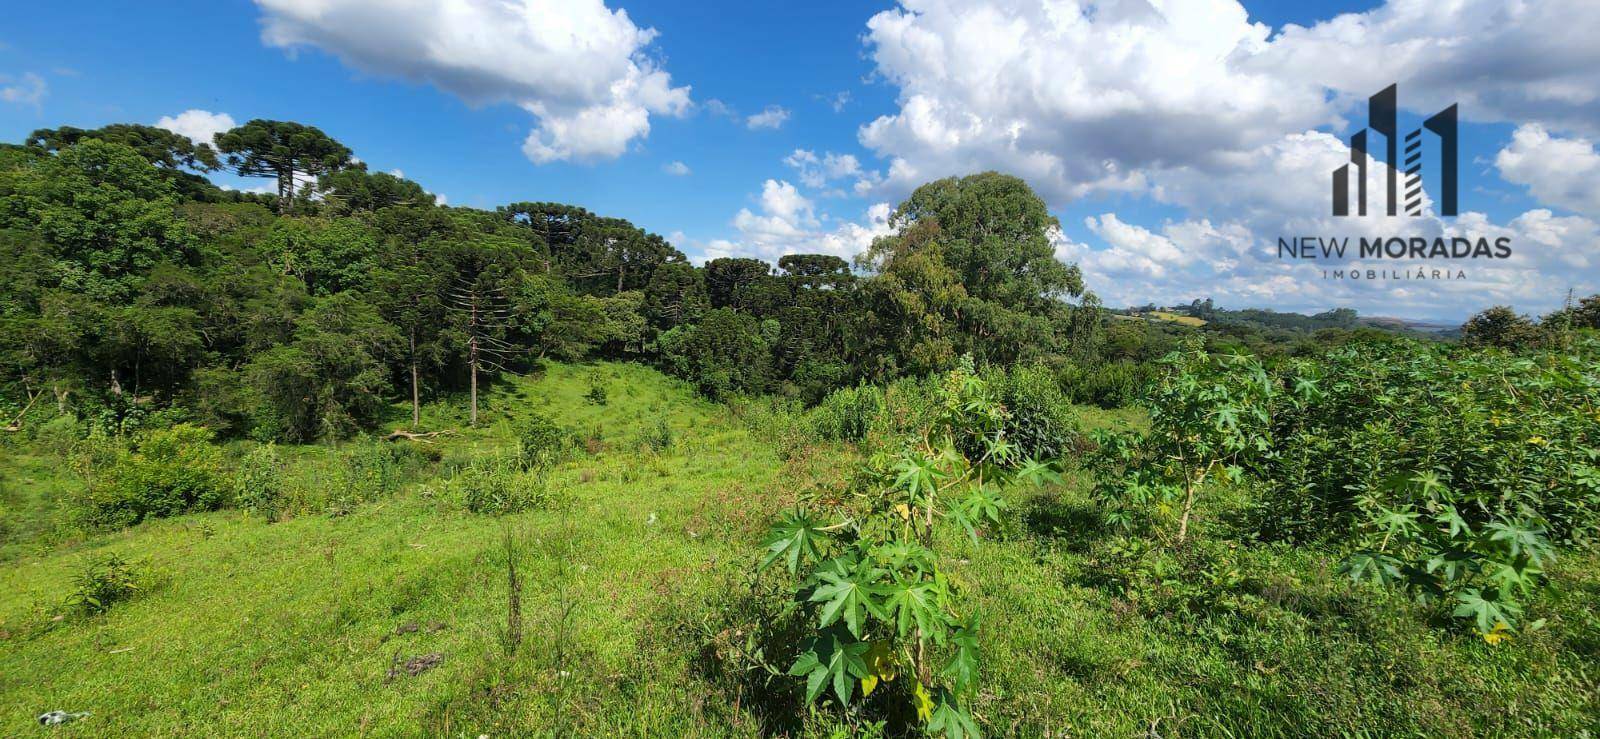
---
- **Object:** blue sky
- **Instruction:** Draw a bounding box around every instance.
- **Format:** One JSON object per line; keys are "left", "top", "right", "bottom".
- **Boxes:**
{"left": 0, "top": 0, "right": 904, "bottom": 237}
{"left": 2, "top": 0, "right": 1597, "bottom": 321}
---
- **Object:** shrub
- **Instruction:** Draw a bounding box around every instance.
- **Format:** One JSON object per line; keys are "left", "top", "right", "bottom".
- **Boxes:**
{"left": 1460, "top": 305, "right": 1543, "bottom": 350}
{"left": 584, "top": 379, "right": 609, "bottom": 406}
{"left": 1088, "top": 344, "right": 1273, "bottom": 543}
{"left": 67, "top": 553, "right": 142, "bottom": 616}
{"left": 811, "top": 375, "right": 942, "bottom": 451}
{"left": 810, "top": 384, "right": 885, "bottom": 442}
{"left": 456, "top": 453, "right": 552, "bottom": 515}
{"left": 755, "top": 359, "right": 1062, "bottom": 735}
{"left": 1102, "top": 336, "right": 1599, "bottom": 636}
{"left": 656, "top": 308, "right": 774, "bottom": 399}
{"left": 579, "top": 423, "right": 606, "bottom": 455}
{"left": 34, "top": 413, "right": 82, "bottom": 455}
{"left": 517, "top": 412, "right": 566, "bottom": 469}
{"left": 233, "top": 443, "right": 285, "bottom": 521}
{"left": 643, "top": 416, "right": 673, "bottom": 453}
{"left": 240, "top": 294, "right": 402, "bottom": 442}
{"left": 988, "top": 364, "right": 1078, "bottom": 461}
{"left": 1339, "top": 473, "right": 1554, "bottom": 636}
{"left": 1252, "top": 338, "right": 1600, "bottom": 548}
{"left": 1057, "top": 360, "right": 1151, "bottom": 408}
{"left": 728, "top": 396, "right": 811, "bottom": 460}
{"left": 73, "top": 424, "right": 226, "bottom": 528}
{"left": 880, "top": 375, "right": 940, "bottom": 440}
{"left": 1243, "top": 337, "right": 1600, "bottom": 635}
{"left": 328, "top": 441, "right": 416, "bottom": 512}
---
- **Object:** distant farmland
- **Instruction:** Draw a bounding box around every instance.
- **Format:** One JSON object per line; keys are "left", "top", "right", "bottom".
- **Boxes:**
{"left": 1141, "top": 310, "right": 1207, "bottom": 326}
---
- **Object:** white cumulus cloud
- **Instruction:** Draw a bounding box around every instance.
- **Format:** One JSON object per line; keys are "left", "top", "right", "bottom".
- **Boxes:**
{"left": 1495, "top": 125, "right": 1600, "bottom": 218}
{"left": 691, "top": 178, "right": 892, "bottom": 264}
{"left": 857, "top": 0, "right": 1600, "bottom": 203}
{"left": 784, "top": 149, "right": 864, "bottom": 191}
{"left": 1258, "top": 0, "right": 1600, "bottom": 135}
{"left": 857, "top": 0, "right": 1329, "bottom": 203}
{"left": 1059, "top": 130, "right": 1600, "bottom": 318}
{"left": 662, "top": 160, "right": 691, "bottom": 176}
{"left": 155, "top": 109, "right": 237, "bottom": 146}
{"left": 0, "top": 72, "right": 47, "bottom": 107}
{"left": 849, "top": 0, "right": 1600, "bottom": 319}
{"left": 745, "top": 105, "right": 790, "bottom": 130}
{"left": 253, "top": 0, "right": 689, "bottom": 164}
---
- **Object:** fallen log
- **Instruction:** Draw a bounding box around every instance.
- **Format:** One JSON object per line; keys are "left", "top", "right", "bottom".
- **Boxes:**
{"left": 3, "top": 390, "right": 42, "bottom": 432}
{"left": 383, "top": 429, "right": 454, "bottom": 443}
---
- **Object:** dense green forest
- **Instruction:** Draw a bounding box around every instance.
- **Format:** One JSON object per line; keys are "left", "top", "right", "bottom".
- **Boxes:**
{"left": 2, "top": 122, "right": 1598, "bottom": 736}
{"left": 0, "top": 121, "right": 1106, "bottom": 440}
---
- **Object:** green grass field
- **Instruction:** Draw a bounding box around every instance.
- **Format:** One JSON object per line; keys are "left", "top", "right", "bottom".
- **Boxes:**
{"left": 2, "top": 362, "right": 1596, "bottom": 736}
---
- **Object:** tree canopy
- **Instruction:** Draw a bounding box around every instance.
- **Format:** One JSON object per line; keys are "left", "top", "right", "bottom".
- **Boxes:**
{"left": 855, "top": 172, "right": 1094, "bottom": 375}
{"left": 214, "top": 120, "right": 354, "bottom": 214}
{"left": 0, "top": 121, "right": 1117, "bottom": 439}
{"left": 27, "top": 124, "right": 221, "bottom": 172}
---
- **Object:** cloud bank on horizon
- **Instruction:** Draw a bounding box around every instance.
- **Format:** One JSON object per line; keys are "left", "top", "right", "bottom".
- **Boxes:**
{"left": 237, "top": 0, "right": 1600, "bottom": 320}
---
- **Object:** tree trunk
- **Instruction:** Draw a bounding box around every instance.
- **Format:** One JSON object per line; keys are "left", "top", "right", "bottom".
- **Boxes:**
{"left": 469, "top": 295, "right": 479, "bottom": 427}
{"left": 411, "top": 362, "right": 421, "bottom": 430}
{"left": 277, "top": 167, "right": 293, "bottom": 215}
{"left": 409, "top": 331, "right": 420, "bottom": 429}
{"left": 1177, "top": 466, "right": 1207, "bottom": 544}
{"left": 1177, "top": 480, "right": 1196, "bottom": 544}
{"left": 3, "top": 389, "right": 41, "bottom": 432}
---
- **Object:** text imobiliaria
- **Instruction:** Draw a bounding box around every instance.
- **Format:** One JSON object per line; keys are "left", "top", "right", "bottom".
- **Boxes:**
{"left": 1278, "top": 234, "right": 1512, "bottom": 281}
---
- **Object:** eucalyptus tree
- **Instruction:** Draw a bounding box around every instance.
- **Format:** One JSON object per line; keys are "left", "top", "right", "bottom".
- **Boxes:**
{"left": 854, "top": 172, "right": 1094, "bottom": 376}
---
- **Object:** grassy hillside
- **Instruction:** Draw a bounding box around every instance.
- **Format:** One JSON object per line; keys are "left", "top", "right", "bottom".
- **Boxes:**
{"left": 1, "top": 362, "right": 1596, "bottom": 736}
{"left": 0, "top": 363, "right": 797, "bottom": 735}
{"left": 1144, "top": 310, "right": 1207, "bottom": 327}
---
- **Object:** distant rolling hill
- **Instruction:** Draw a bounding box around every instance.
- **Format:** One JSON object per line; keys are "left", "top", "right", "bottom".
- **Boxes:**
{"left": 1362, "top": 316, "right": 1460, "bottom": 334}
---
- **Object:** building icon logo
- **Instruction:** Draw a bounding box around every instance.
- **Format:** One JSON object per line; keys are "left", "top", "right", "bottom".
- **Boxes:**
{"left": 1332, "top": 84, "right": 1457, "bottom": 217}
